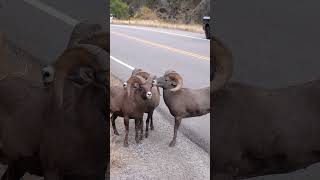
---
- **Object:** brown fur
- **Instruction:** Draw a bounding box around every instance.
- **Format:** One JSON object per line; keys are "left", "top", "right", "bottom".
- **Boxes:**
{"left": 0, "top": 46, "right": 108, "bottom": 179}
{"left": 0, "top": 25, "right": 108, "bottom": 178}
{"left": 212, "top": 37, "right": 320, "bottom": 179}
{"left": 111, "top": 69, "right": 160, "bottom": 138}
{"left": 110, "top": 75, "right": 153, "bottom": 147}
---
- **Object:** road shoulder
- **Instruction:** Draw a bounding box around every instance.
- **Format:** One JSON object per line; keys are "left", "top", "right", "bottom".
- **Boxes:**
{"left": 110, "top": 73, "right": 210, "bottom": 179}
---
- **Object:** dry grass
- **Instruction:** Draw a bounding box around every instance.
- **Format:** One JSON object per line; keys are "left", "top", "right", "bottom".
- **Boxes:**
{"left": 112, "top": 19, "right": 203, "bottom": 33}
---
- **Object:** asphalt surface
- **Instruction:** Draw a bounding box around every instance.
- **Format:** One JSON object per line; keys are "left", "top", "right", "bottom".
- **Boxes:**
{"left": 110, "top": 24, "right": 210, "bottom": 152}
{"left": 0, "top": 0, "right": 107, "bottom": 65}
{"left": 215, "top": 0, "right": 320, "bottom": 179}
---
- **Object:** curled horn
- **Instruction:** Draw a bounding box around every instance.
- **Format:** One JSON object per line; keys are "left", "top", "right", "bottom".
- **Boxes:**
{"left": 165, "top": 70, "right": 183, "bottom": 92}
{"left": 67, "top": 22, "right": 102, "bottom": 48}
{"left": 78, "top": 32, "right": 109, "bottom": 52}
{"left": 75, "top": 44, "right": 108, "bottom": 71}
{"left": 132, "top": 70, "right": 150, "bottom": 80}
{"left": 52, "top": 44, "right": 108, "bottom": 107}
{"left": 67, "top": 22, "right": 109, "bottom": 53}
{"left": 131, "top": 68, "right": 143, "bottom": 76}
{"left": 212, "top": 37, "right": 233, "bottom": 93}
{"left": 126, "top": 75, "right": 146, "bottom": 97}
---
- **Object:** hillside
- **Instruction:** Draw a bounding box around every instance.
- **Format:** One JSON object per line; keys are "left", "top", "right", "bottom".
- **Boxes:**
{"left": 114, "top": 0, "right": 210, "bottom": 24}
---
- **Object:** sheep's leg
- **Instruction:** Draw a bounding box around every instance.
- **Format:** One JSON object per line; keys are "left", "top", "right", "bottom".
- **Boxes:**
{"left": 124, "top": 117, "right": 130, "bottom": 147}
{"left": 111, "top": 114, "right": 119, "bottom": 135}
{"left": 134, "top": 118, "right": 140, "bottom": 143}
{"left": 145, "top": 113, "right": 150, "bottom": 138}
{"left": 169, "top": 117, "right": 182, "bottom": 147}
{"left": 139, "top": 117, "right": 144, "bottom": 140}
{"left": 150, "top": 111, "right": 154, "bottom": 130}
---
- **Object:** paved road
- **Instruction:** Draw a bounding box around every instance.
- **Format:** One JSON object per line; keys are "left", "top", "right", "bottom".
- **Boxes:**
{"left": 215, "top": 0, "right": 320, "bottom": 179}
{"left": 110, "top": 24, "right": 211, "bottom": 152}
{"left": 0, "top": 0, "right": 107, "bottom": 65}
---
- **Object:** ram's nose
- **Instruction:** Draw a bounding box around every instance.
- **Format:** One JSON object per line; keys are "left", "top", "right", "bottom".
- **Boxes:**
{"left": 146, "top": 91, "right": 152, "bottom": 99}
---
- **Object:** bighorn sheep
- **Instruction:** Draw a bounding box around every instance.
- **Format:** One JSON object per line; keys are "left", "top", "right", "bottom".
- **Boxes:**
{"left": 112, "top": 69, "right": 160, "bottom": 138}
{"left": 212, "top": 37, "right": 320, "bottom": 179}
{"left": 110, "top": 74, "right": 156, "bottom": 146}
{"left": 0, "top": 28, "right": 108, "bottom": 178}
{"left": 154, "top": 70, "right": 210, "bottom": 147}
{"left": 131, "top": 69, "right": 160, "bottom": 137}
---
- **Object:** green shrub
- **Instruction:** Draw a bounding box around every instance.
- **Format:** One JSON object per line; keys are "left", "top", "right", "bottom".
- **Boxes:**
{"left": 110, "top": 0, "right": 129, "bottom": 19}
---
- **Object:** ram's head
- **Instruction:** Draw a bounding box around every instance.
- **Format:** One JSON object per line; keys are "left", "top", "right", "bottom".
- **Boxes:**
{"left": 41, "top": 44, "right": 108, "bottom": 107}
{"left": 126, "top": 74, "right": 156, "bottom": 100}
{"left": 154, "top": 70, "right": 183, "bottom": 92}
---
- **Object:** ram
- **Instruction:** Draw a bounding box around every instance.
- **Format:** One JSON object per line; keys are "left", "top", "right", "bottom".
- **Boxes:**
{"left": 0, "top": 23, "right": 109, "bottom": 179}
{"left": 212, "top": 37, "right": 320, "bottom": 180}
{"left": 110, "top": 74, "right": 156, "bottom": 146}
{"left": 112, "top": 69, "right": 160, "bottom": 138}
{"left": 155, "top": 70, "right": 210, "bottom": 147}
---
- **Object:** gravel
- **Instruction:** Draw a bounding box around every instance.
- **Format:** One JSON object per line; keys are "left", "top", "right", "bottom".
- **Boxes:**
{"left": 110, "top": 74, "right": 210, "bottom": 180}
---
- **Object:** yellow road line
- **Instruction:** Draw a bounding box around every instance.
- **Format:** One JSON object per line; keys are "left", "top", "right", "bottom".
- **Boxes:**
{"left": 111, "top": 31, "right": 210, "bottom": 61}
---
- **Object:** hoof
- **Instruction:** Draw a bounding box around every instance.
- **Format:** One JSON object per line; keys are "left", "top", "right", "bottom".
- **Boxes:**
{"left": 145, "top": 132, "right": 149, "bottom": 138}
{"left": 151, "top": 126, "right": 154, "bottom": 130}
{"left": 169, "top": 141, "right": 176, "bottom": 147}
{"left": 114, "top": 131, "right": 120, "bottom": 136}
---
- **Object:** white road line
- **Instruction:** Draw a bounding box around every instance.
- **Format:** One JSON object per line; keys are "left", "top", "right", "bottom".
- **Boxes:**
{"left": 23, "top": 0, "right": 79, "bottom": 26}
{"left": 111, "top": 24, "right": 209, "bottom": 41}
{"left": 21, "top": 0, "right": 135, "bottom": 71}
{"left": 110, "top": 55, "right": 134, "bottom": 70}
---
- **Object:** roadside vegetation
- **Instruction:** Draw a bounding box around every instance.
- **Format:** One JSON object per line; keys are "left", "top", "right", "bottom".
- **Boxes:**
{"left": 110, "top": 0, "right": 129, "bottom": 19}
{"left": 110, "top": 0, "right": 205, "bottom": 33}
